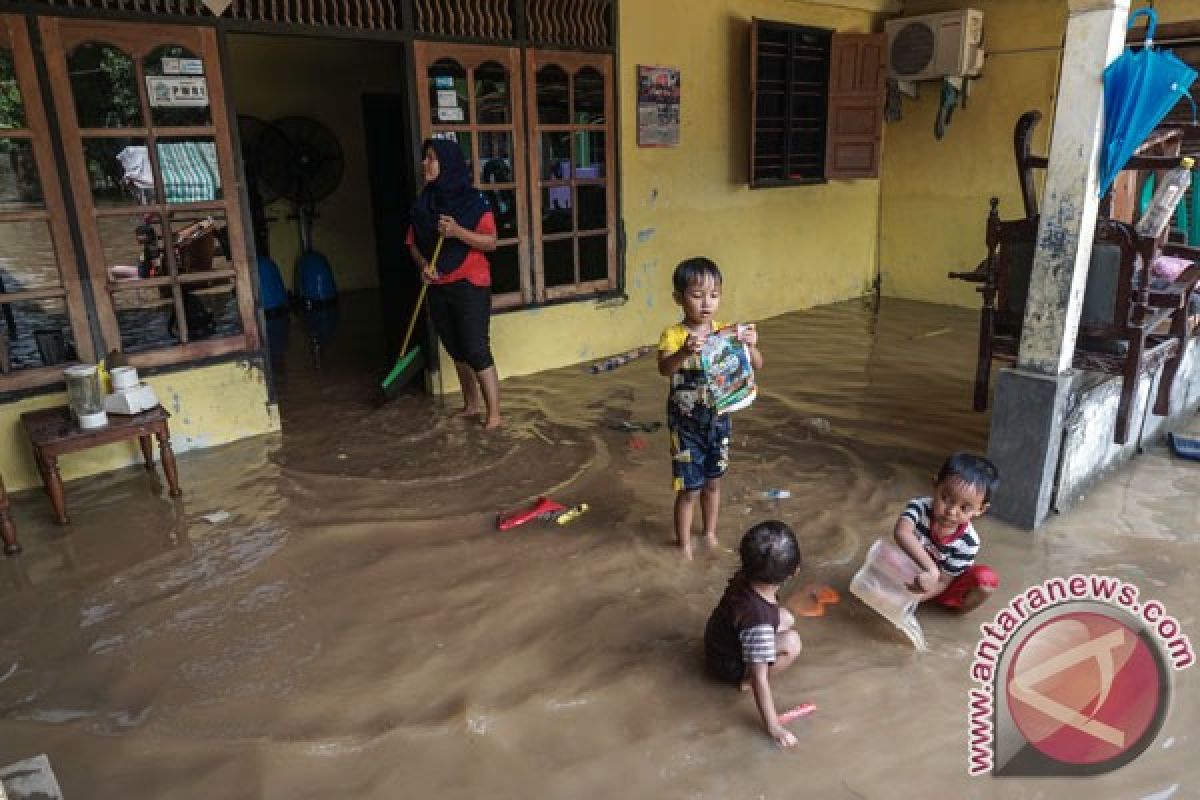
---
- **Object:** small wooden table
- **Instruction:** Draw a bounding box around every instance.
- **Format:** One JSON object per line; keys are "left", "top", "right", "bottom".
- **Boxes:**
{"left": 0, "top": 474, "right": 18, "bottom": 555}
{"left": 20, "top": 405, "right": 182, "bottom": 525}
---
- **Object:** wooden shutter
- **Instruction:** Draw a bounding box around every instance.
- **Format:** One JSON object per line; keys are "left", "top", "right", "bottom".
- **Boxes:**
{"left": 825, "top": 32, "right": 885, "bottom": 180}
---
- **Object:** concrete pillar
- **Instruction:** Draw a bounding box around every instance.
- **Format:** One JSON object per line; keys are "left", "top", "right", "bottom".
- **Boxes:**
{"left": 987, "top": 0, "right": 1129, "bottom": 529}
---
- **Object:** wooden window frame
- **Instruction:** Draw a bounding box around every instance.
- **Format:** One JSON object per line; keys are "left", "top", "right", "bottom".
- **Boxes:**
{"left": 525, "top": 49, "right": 615, "bottom": 302}
{"left": 413, "top": 41, "right": 531, "bottom": 310}
{"left": 0, "top": 14, "right": 96, "bottom": 392}
{"left": 750, "top": 19, "right": 884, "bottom": 188}
{"left": 750, "top": 19, "right": 832, "bottom": 188}
{"left": 40, "top": 18, "right": 258, "bottom": 370}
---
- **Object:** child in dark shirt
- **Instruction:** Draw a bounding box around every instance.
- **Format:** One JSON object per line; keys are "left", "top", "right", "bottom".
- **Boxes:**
{"left": 704, "top": 520, "right": 803, "bottom": 747}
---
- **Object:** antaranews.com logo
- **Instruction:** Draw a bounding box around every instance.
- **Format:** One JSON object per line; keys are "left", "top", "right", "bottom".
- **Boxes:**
{"left": 967, "top": 574, "right": 1194, "bottom": 777}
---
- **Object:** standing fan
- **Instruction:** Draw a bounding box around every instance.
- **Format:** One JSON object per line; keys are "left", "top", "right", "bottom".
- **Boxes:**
{"left": 259, "top": 116, "right": 345, "bottom": 309}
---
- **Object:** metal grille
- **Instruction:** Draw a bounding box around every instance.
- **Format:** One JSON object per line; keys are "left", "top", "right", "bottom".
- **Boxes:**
{"left": 526, "top": 0, "right": 611, "bottom": 49}
{"left": 29, "top": 0, "right": 402, "bottom": 31}
{"left": 413, "top": 0, "right": 514, "bottom": 39}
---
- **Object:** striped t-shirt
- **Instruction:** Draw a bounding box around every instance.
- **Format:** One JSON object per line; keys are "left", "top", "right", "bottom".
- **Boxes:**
{"left": 900, "top": 496, "right": 980, "bottom": 577}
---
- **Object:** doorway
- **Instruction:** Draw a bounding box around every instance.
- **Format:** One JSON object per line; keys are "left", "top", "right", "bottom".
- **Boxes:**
{"left": 225, "top": 34, "right": 419, "bottom": 413}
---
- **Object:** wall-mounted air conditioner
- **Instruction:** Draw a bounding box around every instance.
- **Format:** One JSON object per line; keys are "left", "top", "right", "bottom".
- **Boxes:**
{"left": 885, "top": 9, "right": 985, "bottom": 82}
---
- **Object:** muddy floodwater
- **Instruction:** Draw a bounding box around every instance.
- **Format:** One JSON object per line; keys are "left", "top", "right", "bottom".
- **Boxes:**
{"left": 0, "top": 296, "right": 1196, "bottom": 799}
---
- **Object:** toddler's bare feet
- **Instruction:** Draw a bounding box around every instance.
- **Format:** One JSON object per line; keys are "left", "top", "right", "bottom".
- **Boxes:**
{"left": 704, "top": 532, "right": 719, "bottom": 549}
{"left": 680, "top": 542, "right": 694, "bottom": 561}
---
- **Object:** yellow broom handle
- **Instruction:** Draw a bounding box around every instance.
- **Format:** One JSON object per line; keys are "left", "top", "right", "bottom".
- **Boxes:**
{"left": 400, "top": 235, "right": 443, "bottom": 356}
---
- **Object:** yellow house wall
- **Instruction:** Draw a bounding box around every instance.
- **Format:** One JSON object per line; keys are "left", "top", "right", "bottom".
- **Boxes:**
{"left": 1, "top": 361, "right": 279, "bottom": 492}
{"left": 878, "top": 0, "right": 1065, "bottom": 307}
{"left": 458, "top": 0, "right": 891, "bottom": 389}
{"left": 226, "top": 35, "right": 405, "bottom": 293}
{"left": 880, "top": 0, "right": 1198, "bottom": 308}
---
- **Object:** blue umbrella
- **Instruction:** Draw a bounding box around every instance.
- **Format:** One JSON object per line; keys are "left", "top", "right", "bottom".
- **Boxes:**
{"left": 1099, "top": 8, "right": 1197, "bottom": 197}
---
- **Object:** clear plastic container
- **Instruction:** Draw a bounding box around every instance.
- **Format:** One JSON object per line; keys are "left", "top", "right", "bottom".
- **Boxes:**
{"left": 64, "top": 365, "right": 108, "bottom": 429}
{"left": 1136, "top": 156, "right": 1194, "bottom": 239}
{"left": 850, "top": 538, "right": 928, "bottom": 650}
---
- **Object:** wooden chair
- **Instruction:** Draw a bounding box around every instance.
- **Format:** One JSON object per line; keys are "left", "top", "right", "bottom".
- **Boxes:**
{"left": 951, "top": 111, "right": 1200, "bottom": 444}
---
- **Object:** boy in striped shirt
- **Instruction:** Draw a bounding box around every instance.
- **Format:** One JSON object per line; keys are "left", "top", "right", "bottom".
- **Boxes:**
{"left": 895, "top": 453, "right": 1000, "bottom": 613}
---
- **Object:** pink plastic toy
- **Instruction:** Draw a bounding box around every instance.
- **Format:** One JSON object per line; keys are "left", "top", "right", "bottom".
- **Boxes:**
{"left": 778, "top": 703, "right": 817, "bottom": 724}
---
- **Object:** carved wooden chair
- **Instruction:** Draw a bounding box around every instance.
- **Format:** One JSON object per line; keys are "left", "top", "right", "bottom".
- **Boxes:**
{"left": 951, "top": 111, "right": 1200, "bottom": 444}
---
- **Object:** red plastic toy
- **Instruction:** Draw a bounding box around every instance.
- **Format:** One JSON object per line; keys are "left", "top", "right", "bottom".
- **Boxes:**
{"left": 496, "top": 496, "right": 567, "bottom": 531}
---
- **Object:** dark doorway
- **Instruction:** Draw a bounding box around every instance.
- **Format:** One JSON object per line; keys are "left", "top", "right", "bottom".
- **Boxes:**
{"left": 362, "top": 92, "right": 426, "bottom": 371}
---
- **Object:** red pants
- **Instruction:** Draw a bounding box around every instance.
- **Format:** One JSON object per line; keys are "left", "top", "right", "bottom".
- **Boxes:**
{"left": 932, "top": 564, "right": 999, "bottom": 609}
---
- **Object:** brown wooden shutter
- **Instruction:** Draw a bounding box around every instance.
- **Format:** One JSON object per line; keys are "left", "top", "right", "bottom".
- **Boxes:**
{"left": 825, "top": 32, "right": 886, "bottom": 179}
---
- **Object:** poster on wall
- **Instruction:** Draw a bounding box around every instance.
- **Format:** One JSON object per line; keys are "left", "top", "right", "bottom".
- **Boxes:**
{"left": 637, "top": 65, "right": 680, "bottom": 147}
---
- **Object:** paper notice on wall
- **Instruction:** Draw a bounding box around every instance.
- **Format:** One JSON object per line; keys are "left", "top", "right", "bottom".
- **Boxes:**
{"left": 146, "top": 76, "right": 209, "bottom": 108}
{"left": 437, "top": 107, "right": 465, "bottom": 122}
{"left": 436, "top": 89, "right": 458, "bottom": 108}
{"left": 434, "top": 76, "right": 455, "bottom": 89}
{"left": 433, "top": 131, "right": 458, "bottom": 142}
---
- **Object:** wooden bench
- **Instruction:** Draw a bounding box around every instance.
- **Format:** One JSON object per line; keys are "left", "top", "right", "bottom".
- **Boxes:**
{"left": 20, "top": 405, "right": 182, "bottom": 525}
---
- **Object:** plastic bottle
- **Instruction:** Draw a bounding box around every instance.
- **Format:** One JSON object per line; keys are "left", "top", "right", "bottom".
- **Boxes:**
{"left": 762, "top": 488, "right": 791, "bottom": 500}
{"left": 1136, "top": 156, "right": 1194, "bottom": 239}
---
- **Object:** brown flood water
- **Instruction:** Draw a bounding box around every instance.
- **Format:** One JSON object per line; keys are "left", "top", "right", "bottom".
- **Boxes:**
{"left": 0, "top": 296, "right": 1196, "bottom": 799}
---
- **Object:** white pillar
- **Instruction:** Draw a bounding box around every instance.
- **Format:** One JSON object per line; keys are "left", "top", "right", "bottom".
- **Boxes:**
{"left": 1017, "top": 0, "right": 1130, "bottom": 375}
{"left": 988, "top": 0, "right": 1131, "bottom": 530}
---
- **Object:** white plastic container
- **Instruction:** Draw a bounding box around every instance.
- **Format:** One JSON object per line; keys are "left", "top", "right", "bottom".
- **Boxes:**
{"left": 109, "top": 366, "right": 139, "bottom": 391}
{"left": 1136, "top": 156, "right": 1194, "bottom": 239}
{"left": 850, "top": 538, "right": 928, "bottom": 650}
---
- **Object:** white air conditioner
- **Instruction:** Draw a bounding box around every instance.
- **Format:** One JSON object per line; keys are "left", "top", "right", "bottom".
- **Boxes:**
{"left": 885, "top": 9, "right": 985, "bottom": 82}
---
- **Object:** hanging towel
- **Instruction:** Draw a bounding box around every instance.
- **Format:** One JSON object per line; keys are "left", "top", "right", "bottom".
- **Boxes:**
{"left": 934, "top": 78, "right": 962, "bottom": 140}
{"left": 156, "top": 141, "right": 221, "bottom": 203}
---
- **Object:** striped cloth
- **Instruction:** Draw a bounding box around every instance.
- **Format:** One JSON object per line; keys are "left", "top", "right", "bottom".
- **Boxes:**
{"left": 157, "top": 141, "right": 221, "bottom": 203}
{"left": 900, "top": 496, "right": 980, "bottom": 577}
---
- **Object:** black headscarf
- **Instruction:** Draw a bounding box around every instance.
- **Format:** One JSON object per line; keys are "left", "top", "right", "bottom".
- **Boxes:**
{"left": 410, "top": 138, "right": 489, "bottom": 276}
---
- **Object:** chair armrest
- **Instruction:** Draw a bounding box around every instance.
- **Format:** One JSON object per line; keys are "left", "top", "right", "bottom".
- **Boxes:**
{"left": 1147, "top": 265, "right": 1200, "bottom": 309}
{"left": 1162, "top": 242, "right": 1200, "bottom": 261}
{"left": 949, "top": 259, "right": 989, "bottom": 282}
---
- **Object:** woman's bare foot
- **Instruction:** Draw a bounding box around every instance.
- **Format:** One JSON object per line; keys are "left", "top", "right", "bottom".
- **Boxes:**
{"left": 704, "top": 532, "right": 719, "bottom": 549}
{"left": 483, "top": 415, "right": 503, "bottom": 431}
{"left": 454, "top": 406, "right": 484, "bottom": 418}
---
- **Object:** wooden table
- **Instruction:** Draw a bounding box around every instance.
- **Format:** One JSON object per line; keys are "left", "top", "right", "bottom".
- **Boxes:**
{"left": 20, "top": 405, "right": 182, "bottom": 525}
{"left": 0, "top": 474, "right": 18, "bottom": 555}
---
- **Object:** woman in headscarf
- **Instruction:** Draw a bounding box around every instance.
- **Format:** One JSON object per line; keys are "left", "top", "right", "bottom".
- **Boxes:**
{"left": 407, "top": 138, "right": 502, "bottom": 430}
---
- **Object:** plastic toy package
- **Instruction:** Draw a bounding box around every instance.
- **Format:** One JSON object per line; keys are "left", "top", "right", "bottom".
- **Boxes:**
{"left": 700, "top": 325, "right": 757, "bottom": 414}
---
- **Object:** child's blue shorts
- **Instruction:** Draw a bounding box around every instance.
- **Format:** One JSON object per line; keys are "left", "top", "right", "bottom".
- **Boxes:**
{"left": 669, "top": 415, "right": 732, "bottom": 491}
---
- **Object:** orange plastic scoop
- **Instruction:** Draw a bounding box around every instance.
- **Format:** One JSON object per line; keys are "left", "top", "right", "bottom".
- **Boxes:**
{"left": 786, "top": 584, "right": 841, "bottom": 618}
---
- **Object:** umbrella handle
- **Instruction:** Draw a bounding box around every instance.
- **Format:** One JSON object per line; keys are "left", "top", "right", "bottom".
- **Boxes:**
{"left": 1128, "top": 7, "right": 1156, "bottom": 46}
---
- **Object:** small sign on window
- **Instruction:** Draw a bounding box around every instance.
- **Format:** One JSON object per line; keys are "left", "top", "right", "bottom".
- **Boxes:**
{"left": 437, "top": 107, "right": 465, "bottom": 122}
{"left": 161, "top": 57, "right": 204, "bottom": 76}
{"left": 146, "top": 76, "right": 209, "bottom": 108}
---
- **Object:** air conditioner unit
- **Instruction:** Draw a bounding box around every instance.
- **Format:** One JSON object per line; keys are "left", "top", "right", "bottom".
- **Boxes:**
{"left": 886, "top": 9, "right": 985, "bottom": 82}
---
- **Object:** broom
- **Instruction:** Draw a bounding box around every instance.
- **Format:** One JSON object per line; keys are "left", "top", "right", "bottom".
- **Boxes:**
{"left": 380, "top": 235, "right": 442, "bottom": 401}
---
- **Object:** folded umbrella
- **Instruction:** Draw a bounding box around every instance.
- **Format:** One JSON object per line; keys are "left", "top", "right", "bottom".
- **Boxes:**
{"left": 1099, "top": 8, "right": 1197, "bottom": 198}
